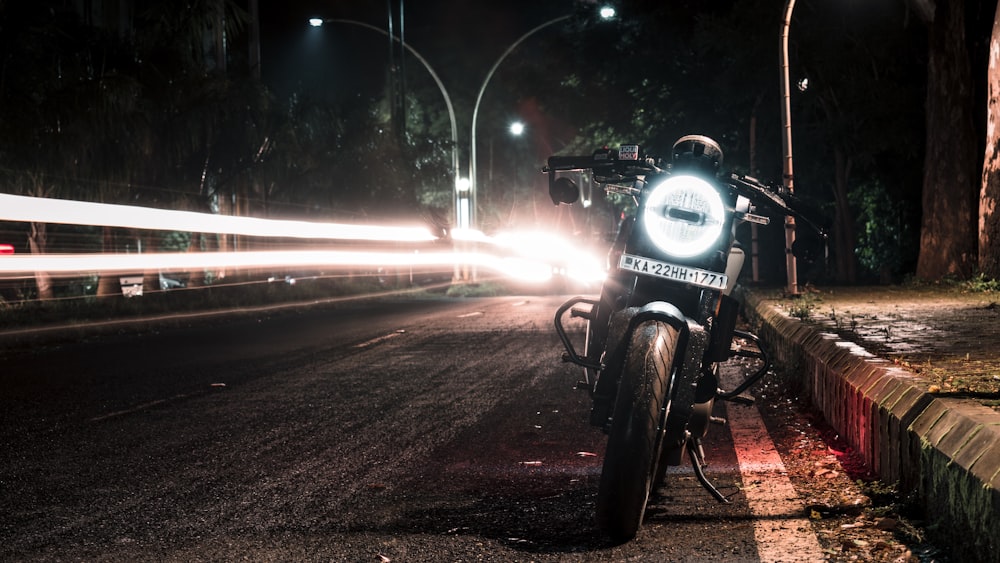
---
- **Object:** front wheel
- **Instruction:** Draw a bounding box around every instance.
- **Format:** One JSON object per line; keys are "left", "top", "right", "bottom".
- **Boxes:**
{"left": 596, "top": 320, "right": 679, "bottom": 543}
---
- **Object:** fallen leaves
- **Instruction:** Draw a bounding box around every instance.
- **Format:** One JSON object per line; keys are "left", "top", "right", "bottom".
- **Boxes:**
{"left": 812, "top": 458, "right": 841, "bottom": 480}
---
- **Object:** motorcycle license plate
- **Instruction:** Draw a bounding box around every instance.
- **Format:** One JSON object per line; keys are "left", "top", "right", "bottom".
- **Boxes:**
{"left": 619, "top": 254, "right": 728, "bottom": 290}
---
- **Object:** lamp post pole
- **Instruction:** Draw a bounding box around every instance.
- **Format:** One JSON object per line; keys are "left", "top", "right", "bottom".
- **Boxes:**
{"left": 779, "top": 0, "right": 800, "bottom": 295}
{"left": 468, "top": 8, "right": 615, "bottom": 232}
{"left": 311, "top": 18, "right": 460, "bottom": 230}
{"left": 468, "top": 14, "right": 572, "bottom": 233}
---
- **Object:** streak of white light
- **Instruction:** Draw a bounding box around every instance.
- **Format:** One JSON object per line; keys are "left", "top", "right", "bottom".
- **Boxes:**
{"left": 0, "top": 250, "right": 553, "bottom": 283}
{"left": 0, "top": 193, "right": 436, "bottom": 243}
{"left": 496, "top": 257, "right": 552, "bottom": 283}
{"left": 0, "top": 194, "right": 604, "bottom": 284}
{"left": 450, "top": 227, "right": 491, "bottom": 243}
{"left": 564, "top": 263, "right": 608, "bottom": 284}
{"left": 492, "top": 230, "right": 607, "bottom": 284}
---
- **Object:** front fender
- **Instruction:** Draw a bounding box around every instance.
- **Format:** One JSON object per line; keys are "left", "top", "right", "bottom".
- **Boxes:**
{"left": 590, "top": 302, "right": 709, "bottom": 427}
{"left": 607, "top": 301, "right": 697, "bottom": 374}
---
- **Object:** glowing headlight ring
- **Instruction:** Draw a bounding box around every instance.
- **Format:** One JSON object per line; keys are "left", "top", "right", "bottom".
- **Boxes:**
{"left": 642, "top": 175, "right": 725, "bottom": 258}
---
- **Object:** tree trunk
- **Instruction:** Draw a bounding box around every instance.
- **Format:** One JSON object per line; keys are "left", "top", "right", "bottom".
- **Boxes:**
{"left": 187, "top": 233, "right": 207, "bottom": 287}
{"left": 979, "top": 1, "right": 1000, "bottom": 278}
{"left": 916, "top": 0, "right": 978, "bottom": 279}
{"left": 24, "top": 174, "right": 54, "bottom": 300}
{"left": 832, "top": 147, "right": 858, "bottom": 283}
{"left": 27, "top": 222, "right": 53, "bottom": 301}
{"left": 95, "top": 226, "right": 119, "bottom": 297}
{"left": 141, "top": 230, "right": 159, "bottom": 294}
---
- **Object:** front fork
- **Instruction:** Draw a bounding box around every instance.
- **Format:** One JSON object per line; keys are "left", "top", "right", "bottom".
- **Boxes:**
{"left": 553, "top": 292, "right": 772, "bottom": 503}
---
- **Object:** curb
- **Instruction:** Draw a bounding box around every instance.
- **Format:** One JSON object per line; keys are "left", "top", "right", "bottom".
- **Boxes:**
{"left": 741, "top": 289, "right": 1000, "bottom": 561}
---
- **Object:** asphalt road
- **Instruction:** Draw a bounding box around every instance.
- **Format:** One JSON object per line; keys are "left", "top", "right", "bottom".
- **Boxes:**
{"left": 1, "top": 295, "right": 818, "bottom": 561}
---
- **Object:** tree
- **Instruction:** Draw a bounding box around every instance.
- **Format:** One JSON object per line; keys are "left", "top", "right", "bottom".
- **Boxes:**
{"left": 547, "top": 0, "right": 925, "bottom": 284}
{"left": 0, "top": 3, "right": 101, "bottom": 299}
{"left": 980, "top": 0, "right": 1000, "bottom": 277}
{"left": 912, "top": 0, "right": 979, "bottom": 279}
{"left": 788, "top": 1, "right": 925, "bottom": 284}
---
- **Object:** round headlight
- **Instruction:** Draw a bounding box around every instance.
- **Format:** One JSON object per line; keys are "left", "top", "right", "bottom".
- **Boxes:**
{"left": 642, "top": 175, "right": 725, "bottom": 258}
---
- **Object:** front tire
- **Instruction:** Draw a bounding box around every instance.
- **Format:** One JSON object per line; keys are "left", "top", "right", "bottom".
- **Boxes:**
{"left": 596, "top": 320, "right": 679, "bottom": 543}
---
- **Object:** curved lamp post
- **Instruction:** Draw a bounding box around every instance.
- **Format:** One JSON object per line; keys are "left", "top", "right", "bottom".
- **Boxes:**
{"left": 779, "top": 1, "right": 799, "bottom": 295}
{"left": 310, "top": 18, "right": 460, "bottom": 220}
{"left": 468, "top": 14, "right": 572, "bottom": 231}
{"left": 468, "top": 8, "right": 615, "bottom": 231}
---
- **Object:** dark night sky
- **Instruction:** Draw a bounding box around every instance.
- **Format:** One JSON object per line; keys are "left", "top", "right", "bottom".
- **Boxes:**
{"left": 257, "top": 0, "right": 580, "bottom": 105}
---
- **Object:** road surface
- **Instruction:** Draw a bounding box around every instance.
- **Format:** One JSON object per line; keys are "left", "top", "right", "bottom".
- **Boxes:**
{"left": 1, "top": 295, "right": 824, "bottom": 561}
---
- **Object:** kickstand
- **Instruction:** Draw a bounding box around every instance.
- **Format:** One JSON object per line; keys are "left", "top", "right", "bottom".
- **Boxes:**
{"left": 687, "top": 436, "right": 730, "bottom": 504}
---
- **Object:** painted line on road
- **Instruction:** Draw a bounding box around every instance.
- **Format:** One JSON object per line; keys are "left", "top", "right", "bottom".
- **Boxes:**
{"left": 90, "top": 393, "right": 195, "bottom": 422}
{"left": 721, "top": 367, "right": 825, "bottom": 562}
{"left": 354, "top": 330, "right": 405, "bottom": 349}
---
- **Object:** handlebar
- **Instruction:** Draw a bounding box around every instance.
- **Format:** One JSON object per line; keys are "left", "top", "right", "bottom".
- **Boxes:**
{"left": 728, "top": 174, "right": 826, "bottom": 237}
{"left": 545, "top": 146, "right": 658, "bottom": 171}
{"left": 546, "top": 155, "right": 607, "bottom": 171}
{"left": 543, "top": 146, "right": 826, "bottom": 238}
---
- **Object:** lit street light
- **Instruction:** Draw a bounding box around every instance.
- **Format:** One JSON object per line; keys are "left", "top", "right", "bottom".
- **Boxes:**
{"left": 468, "top": 7, "right": 616, "bottom": 232}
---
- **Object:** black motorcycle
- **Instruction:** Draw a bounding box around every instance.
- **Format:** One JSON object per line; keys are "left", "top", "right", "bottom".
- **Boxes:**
{"left": 546, "top": 135, "right": 809, "bottom": 542}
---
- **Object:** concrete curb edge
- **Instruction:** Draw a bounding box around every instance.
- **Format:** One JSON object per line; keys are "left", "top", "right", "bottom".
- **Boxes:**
{"left": 741, "top": 289, "right": 1000, "bottom": 560}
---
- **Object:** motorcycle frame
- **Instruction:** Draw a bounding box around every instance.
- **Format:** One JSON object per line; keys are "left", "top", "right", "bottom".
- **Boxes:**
{"left": 554, "top": 172, "right": 745, "bottom": 462}
{"left": 549, "top": 146, "right": 785, "bottom": 514}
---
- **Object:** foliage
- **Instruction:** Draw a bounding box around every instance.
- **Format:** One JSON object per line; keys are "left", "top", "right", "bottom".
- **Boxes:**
{"left": 962, "top": 273, "right": 1000, "bottom": 293}
{"left": 849, "top": 180, "right": 918, "bottom": 282}
{"left": 0, "top": 0, "right": 453, "bottom": 234}
{"left": 784, "top": 292, "right": 822, "bottom": 320}
{"left": 445, "top": 282, "right": 511, "bottom": 298}
{"left": 522, "top": 0, "right": 925, "bottom": 284}
{"left": 0, "top": 0, "right": 947, "bottom": 287}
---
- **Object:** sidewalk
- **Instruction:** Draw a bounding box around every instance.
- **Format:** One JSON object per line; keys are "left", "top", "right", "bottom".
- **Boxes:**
{"left": 742, "top": 285, "right": 1000, "bottom": 562}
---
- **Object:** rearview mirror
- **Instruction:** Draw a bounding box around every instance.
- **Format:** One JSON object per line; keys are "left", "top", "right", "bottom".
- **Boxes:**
{"left": 549, "top": 176, "right": 579, "bottom": 205}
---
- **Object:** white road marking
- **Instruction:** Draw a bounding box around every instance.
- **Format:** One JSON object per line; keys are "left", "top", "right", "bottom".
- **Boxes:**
{"left": 90, "top": 393, "right": 193, "bottom": 422}
{"left": 721, "top": 366, "right": 826, "bottom": 562}
{"left": 354, "top": 331, "right": 404, "bottom": 349}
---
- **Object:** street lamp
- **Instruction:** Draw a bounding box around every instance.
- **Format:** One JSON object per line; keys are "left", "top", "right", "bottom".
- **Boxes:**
{"left": 468, "top": 14, "right": 570, "bottom": 232}
{"left": 779, "top": 0, "right": 799, "bottom": 295}
{"left": 468, "top": 7, "right": 615, "bottom": 231}
{"left": 309, "top": 18, "right": 461, "bottom": 230}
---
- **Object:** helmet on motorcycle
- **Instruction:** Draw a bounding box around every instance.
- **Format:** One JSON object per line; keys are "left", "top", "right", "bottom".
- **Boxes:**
{"left": 671, "top": 135, "right": 724, "bottom": 176}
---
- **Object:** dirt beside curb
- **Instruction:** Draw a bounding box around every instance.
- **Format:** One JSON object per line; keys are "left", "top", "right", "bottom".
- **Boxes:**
{"left": 757, "top": 284, "right": 1000, "bottom": 406}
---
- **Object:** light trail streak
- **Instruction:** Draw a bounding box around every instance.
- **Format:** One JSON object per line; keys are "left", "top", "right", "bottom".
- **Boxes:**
{"left": 490, "top": 230, "right": 607, "bottom": 284}
{"left": 449, "top": 228, "right": 607, "bottom": 284}
{"left": 0, "top": 195, "right": 605, "bottom": 286}
{"left": 0, "top": 250, "right": 553, "bottom": 283}
{"left": 0, "top": 194, "right": 436, "bottom": 243}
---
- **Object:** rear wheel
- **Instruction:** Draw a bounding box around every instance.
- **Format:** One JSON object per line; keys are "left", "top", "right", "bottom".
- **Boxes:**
{"left": 596, "top": 320, "right": 679, "bottom": 543}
